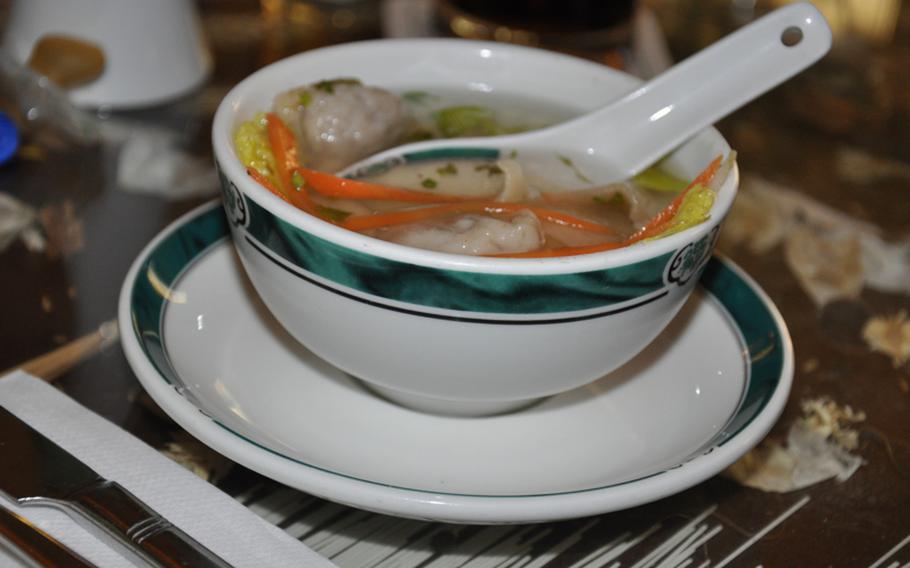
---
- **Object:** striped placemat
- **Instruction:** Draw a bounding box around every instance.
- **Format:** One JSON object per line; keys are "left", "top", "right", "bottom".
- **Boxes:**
{"left": 231, "top": 479, "right": 816, "bottom": 567}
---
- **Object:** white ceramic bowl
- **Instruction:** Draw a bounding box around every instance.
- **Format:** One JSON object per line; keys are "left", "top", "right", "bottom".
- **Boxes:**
{"left": 212, "top": 38, "right": 738, "bottom": 416}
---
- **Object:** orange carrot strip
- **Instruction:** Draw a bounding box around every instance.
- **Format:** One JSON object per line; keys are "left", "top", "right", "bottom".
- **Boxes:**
{"left": 248, "top": 165, "right": 319, "bottom": 217}
{"left": 689, "top": 154, "right": 724, "bottom": 189}
{"left": 265, "top": 113, "right": 315, "bottom": 214}
{"left": 286, "top": 186, "right": 317, "bottom": 214}
{"left": 297, "top": 167, "right": 467, "bottom": 203}
{"left": 628, "top": 155, "right": 722, "bottom": 242}
{"left": 247, "top": 167, "right": 289, "bottom": 203}
{"left": 265, "top": 113, "right": 299, "bottom": 191}
{"left": 342, "top": 201, "right": 615, "bottom": 235}
{"left": 532, "top": 207, "right": 616, "bottom": 235}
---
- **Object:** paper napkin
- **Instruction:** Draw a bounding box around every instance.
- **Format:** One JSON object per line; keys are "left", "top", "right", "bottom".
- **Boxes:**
{"left": 0, "top": 370, "right": 335, "bottom": 567}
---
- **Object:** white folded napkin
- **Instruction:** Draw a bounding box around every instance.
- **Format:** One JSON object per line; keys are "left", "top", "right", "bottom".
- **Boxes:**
{"left": 0, "top": 370, "right": 335, "bottom": 567}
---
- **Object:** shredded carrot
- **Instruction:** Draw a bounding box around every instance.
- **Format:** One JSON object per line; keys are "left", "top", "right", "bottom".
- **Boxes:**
{"left": 627, "top": 155, "right": 722, "bottom": 242}
{"left": 342, "top": 201, "right": 616, "bottom": 235}
{"left": 265, "top": 113, "right": 299, "bottom": 190}
{"left": 689, "top": 155, "right": 724, "bottom": 188}
{"left": 247, "top": 167, "right": 288, "bottom": 202}
{"left": 534, "top": 208, "right": 616, "bottom": 234}
{"left": 296, "top": 167, "right": 467, "bottom": 203}
{"left": 285, "top": 185, "right": 317, "bottom": 213}
{"left": 265, "top": 113, "right": 315, "bottom": 214}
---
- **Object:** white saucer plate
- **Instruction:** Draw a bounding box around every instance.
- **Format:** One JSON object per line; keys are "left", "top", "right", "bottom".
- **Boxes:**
{"left": 119, "top": 202, "right": 793, "bottom": 524}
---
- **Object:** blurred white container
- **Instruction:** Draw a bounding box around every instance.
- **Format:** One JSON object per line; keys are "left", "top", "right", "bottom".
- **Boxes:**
{"left": 1, "top": 0, "right": 212, "bottom": 109}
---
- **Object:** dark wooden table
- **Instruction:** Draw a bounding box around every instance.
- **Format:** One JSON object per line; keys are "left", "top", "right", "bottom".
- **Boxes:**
{"left": 1, "top": 1, "right": 908, "bottom": 566}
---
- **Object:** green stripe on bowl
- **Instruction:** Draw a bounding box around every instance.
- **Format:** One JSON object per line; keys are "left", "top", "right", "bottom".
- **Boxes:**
{"left": 242, "top": 197, "right": 672, "bottom": 314}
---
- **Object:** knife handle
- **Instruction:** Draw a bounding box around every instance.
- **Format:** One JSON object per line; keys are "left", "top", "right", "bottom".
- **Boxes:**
{"left": 67, "top": 480, "right": 231, "bottom": 568}
{"left": 0, "top": 504, "right": 94, "bottom": 567}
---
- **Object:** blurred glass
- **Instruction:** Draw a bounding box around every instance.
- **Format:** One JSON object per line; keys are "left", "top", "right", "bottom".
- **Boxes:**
{"left": 436, "top": 0, "right": 638, "bottom": 68}
{"left": 261, "top": 0, "right": 382, "bottom": 62}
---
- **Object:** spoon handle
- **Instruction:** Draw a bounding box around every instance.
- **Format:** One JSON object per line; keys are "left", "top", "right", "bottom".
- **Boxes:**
{"left": 556, "top": 2, "right": 832, "bottom": 173}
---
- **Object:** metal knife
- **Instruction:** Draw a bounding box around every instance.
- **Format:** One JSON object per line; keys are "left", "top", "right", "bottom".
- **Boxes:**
{"left": 0, "top": 406, "right": 231, "bottom": 568}
{"left": 0, "top": 503, "right": 93, "bottom": 567}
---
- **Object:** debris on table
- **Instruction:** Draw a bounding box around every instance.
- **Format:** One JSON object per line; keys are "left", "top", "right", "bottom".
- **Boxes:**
{"left": 784, "top": 225, "right": 864, "bottom": 306}
{"left": 799, "top": 397, "right": 867, "bottom": 450}
{"left": 720, "top": 175, "right": 910, "bottom": 304}
{"left": 836, "top": 146, "right": 910, "bottom": 184}
{"left": 802, "top": 357, "right": 820, "bottom": 374}
{"left": 726, "top": 397, "right": 866, "bottom": 493}
{"left": 38, "top": 199, "right": 84, "bottom": 258}
{"left": 108, "top": 121, "right": 219, "bottom": 200}
{"left": 860, "top": 236, "right": 910, "bottom": 296}
{"left": 716, "top": 182, "right": 788, "bottom": 255}
{"left": 0, "top": 192, "right": 44, "bottom": 252}
{"left": 862, "top": 310, "right": 910, "bottom": 368}
{"left": 160, "top": 430, "right": 234, "bottom": 483}
{"left": 16, "top": 143, "right": 47, "bottom": 162}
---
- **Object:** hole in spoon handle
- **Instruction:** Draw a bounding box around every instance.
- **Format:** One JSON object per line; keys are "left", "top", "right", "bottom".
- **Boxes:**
{"left": 781, "top": 25, "right": 804, "bottom": 46}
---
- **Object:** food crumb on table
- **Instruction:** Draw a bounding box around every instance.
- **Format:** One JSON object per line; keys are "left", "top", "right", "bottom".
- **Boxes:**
{"left": 862, "top": 310, "right": 910, "bottom": 368}
{"left": 725, "top": 397, "right": 866, "bottom": 493}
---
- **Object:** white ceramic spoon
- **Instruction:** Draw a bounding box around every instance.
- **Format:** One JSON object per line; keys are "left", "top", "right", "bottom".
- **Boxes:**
{"left": 340, "top": 2, "right": 831, "bottom": 186}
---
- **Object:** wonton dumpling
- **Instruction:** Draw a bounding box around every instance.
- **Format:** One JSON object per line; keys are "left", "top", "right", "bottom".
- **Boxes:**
{"left": 375, "top": 211, "right": 544, "bottom": 255}
{"left": 273, "top": 79, "right": 409, "bottom": 172}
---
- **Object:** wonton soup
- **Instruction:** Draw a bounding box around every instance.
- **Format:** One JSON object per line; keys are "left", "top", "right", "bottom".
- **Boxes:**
{"left": 234, "top": 78, "right": 733, "bottom": 258}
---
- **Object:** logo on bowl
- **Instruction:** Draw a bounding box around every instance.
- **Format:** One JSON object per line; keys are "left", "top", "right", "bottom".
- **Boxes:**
{"left": 217, "top": 162, "right": 249, "bottom": 228}
{"left": 665, "top": 226, "right": 720, "bottom": 286}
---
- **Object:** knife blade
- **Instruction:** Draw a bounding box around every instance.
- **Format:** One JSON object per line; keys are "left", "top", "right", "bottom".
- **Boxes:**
{"left": 0, "top": 503, "right": 93, "bottom": 567}
{"left": 0, "top": 406, "right": 230, "bottom": 568}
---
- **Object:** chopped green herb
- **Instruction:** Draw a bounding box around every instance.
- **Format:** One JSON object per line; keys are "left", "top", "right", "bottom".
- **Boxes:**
{"left": 291, "top": 170, "right": 305, "bottom": 189}
{"left": 474, "top": 164, "right": 504, "bottom": 176}
{"left": 298, "top": 91, "right": 313, "bottom": 107}
{"left": 557, "top": 154, "right": 592, "bottom": 184}
{"left": 437, "top": 163, "right": 458, "bottom": 176}
{"left": 313, "top": 78, "right": 361, "bottom": 94}
{"left": 315, "top": 205, "right": 353, "bottom": 223}
{"left": 421, "top": 178, "right": 438, "bottom": 189}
